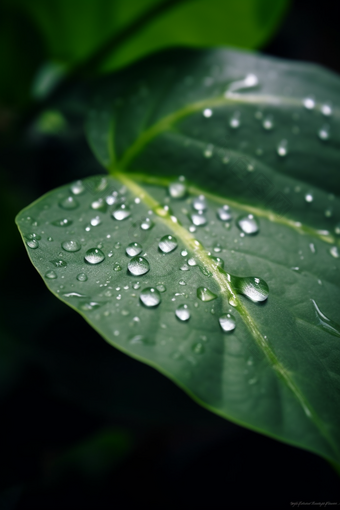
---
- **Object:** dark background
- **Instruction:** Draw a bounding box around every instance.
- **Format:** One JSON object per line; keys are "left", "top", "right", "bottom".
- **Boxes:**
{"left": 1, "top": 0, "right": 340, "bottom": 508}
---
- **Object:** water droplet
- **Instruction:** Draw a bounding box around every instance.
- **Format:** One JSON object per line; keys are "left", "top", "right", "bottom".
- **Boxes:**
{"left": 262, "top": 115, "right": 274, "bottom": 130}
{"left": 113, "top": 263, "right": 122, "bottom": 271}
{"left": 321, "top": 103, "right": 332, "bottom": 116}
{"left": 229, "top": 112, "right": 240, "bottom": 129}
{"left": 128, "top": 256, "right": 150, "bottom": 276}
{"left": 309, "top": 243, "right": 316, "bottom": 254}
{"left": 105, "top": 193, "right": 120, "bottom": 205}
{"left": 187, "top": 258, "right": 197, "bottom": 267}
{"left": 91, "top": 198, "right": 107, "bottom": 212}
{"left": 229, "top": 296, "right": 237, "bottom": 307}
{"left": 140, "top": 217, "right": 154, "bottom": 230}
{"left": 334, "top": 223, "right": 340, "bottom": 236}
{"left": 63, "top": 292, "right": 86, "bottom": 298}
{"left": 50, "top": 259, "right": 67, "bottom": 268}
{"left": 62, "top": 240, "right": 81, "bottom": 252}
{"left": 140, "top": 287, "right": 161, "bottom": 307}
{"left": 126, "top": 242, "right": 142, "bottom": 257}
{"left": 80, "top": 301, "right": 101, "bottom": 311}
{"left": 90, "top": 216, "right": 101, "bottom": 227}
{"left": 311, "top": 299, "right": 340, "bottom": 337}
{"left": 59, "top": 196, "right": 79, "bottom": 209}
{"left": 112, "top": 204, "right": 131, "bottom": 221}
{"left": 277, "top": 139, "right": 288, "bottom": 157}
{"left": 203, "top": 108, "right": 213, "bottom": 118}
{"left": 213, "top": 243, "right": 222, "bottom": 253}
{"left": 51, "top": 218, "right": 72, "bottom": 227}
{"left": 181, "top": 249, "right": 188, "bottom": 256}
{"left": 180, "top": 263, "right": 190, "bottom": 271}
{"left": 178, "top": 280, "right": 186, "bottom": 286}
{"left": 237, "top": 214, "right": 259, "bottom": 235}
{"left": 25, "top": 233, "right": 41, "bottom": 241}
{"left": 70, "top": 180, "right": 85, "bottom": 195}
{"left": 217, "top": 205, "right": 232, "bottom": 221}
{"left": 129, "top": 335, "right": 155, "bottom": 346}
{"left": 45, "top": 270, "right": 57, "bottom": 279}
{"left": 26, "top": 239, "right": 39, "bottom": 249}
{"left": 219, "top": 313, "right": 236, "bottom": 332}
{"left": 197, "top": 287, "right": 218, "bottom": 302}
{"left": 192, "top": 195, "right": 207, "bottom": 211}
{"left": 168, "top": 181, "right": 187, "bottom": 199}
{"left": 229, "top": 274, "right": 269, "bottom": 303}
{"left": 191, "top": 213, "right": 207, "bottom": 226}
{"left": 175, "top": 304, "right": 190, "bottom": 321}
{"left": 84, "top": 248, "right": 105, "bottom": 264}
{"left": 318, "top": 125, "right": 330, "bottom": 140}
{"left": 192, "top": 342, "right": 205, "bottom": 354}
{"left": 303, "top": 97, "right": 315, "bottom": 110}
{"left": 325, "top": 208, "right": 333, "bottom": 218}
{"left": 210, "top": 256, "right": 224, "bottom": 268}
{"left": 77, "top": 273, "right": 88, "bottom": 281}
{"left": 158, "top": 235, "right": 178, "bottom": 253}
{"left": 330, "top": 246, "right": 339, "bottom": 258}
{"left": 156, "top": 283, "right": 166, "bottom": 292}
{"left": 305, "top": 192, "right": 313, "bottom": 203}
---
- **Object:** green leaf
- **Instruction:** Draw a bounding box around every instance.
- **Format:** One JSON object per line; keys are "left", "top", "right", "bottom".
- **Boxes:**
{"left": 8, "top": 0, "right": 289, "bottom": 70}
{"left": 16, "top": 48, "right": 340, "bottom": 465}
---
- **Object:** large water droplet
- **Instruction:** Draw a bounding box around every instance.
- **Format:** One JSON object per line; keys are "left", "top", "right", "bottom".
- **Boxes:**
{"left": 62, "top": 240, "right": 81, "bottom": 252}
{"left": 330, "top": 246, "right": 339, "bottom": 258}
{"left": 128, "top": 256, "right": 150, "bottom": 276}
{"left": 70, "top": 180, "right": 85, "bottom": 195}
{"left": 237, "top": 214, "right": 259, "bottom": 235}
{"left": 159, "top": 235, "right": 178, "bottom": 253}
{"left": 112, "top": 204, "right": 131, "bottom": 221}
{"left": 140, "top": 287, "right": 161, "bottom": 307}
{"left": 197, "top": 287, "right": 218, "bottom": 302}
{"left": 229, "top": 274, "right": 269, "bottom": 303}
{"left": 277, "top": 139, "right": 288, "bottom": 157}
{"left": 169, "top": 181, "right": 187, "bottom": 199}
{"left": 219, "top": 313, "right": 236, "bottom": 332}
{"left": 126, "top": 242, "right": 143, "bottom": 257}
{"left": 140, "top": 218, "right": 154, "bottom": 230}
{"left": 203, "top": 108, "right": 213, "bottom": 118}
{"left": 311, "top": 299, "right": 340, "bottom": 337}
{"left": 45, "top": 270, "right": 57, "bottom": 279}
{"left": 77, "top": 273, "right": 88, "bottom": 281}
{"left": 51, "top": 218, "right": 72, "bottom": 227}
{"left": 318, "top": 125, "right": 330, "bottom": 140}
{"left": 191, "top": 212, "right": 207, "bottom": 226}
{"left": 217, "top": 205, "right": 232, "bottom": 221}
{"left": 59, "top": 196, "right": 79, "bottom": 209}
{"left": 175, "top": 304, "right": 190, "bottom": 321}
{"left": 84, "top": 248, "right": 105, "bottom": 264}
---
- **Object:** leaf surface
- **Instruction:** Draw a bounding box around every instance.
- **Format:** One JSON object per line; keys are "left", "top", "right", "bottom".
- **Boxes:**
{"left": 17, "top": 48, "right": 340, "bottom": 464}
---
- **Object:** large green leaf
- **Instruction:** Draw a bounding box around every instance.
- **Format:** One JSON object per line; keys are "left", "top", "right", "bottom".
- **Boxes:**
{"left": 7, "top": 0, "right": 289, "bottom": 70}
{"left": 16, "top": 48, "right": 340, "bottom": 465}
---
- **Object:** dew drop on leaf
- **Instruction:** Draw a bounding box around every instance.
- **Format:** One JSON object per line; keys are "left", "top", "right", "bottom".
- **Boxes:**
{"left": 126, "top": 242, "right": 143, "bottom": 257}
{"left": 277, "top": 139, "right": 288, "bottom": 157}
{"left": 330, "top": 246, "right": 339, "bottom": 258}
{"left": 112, "top": 204, "right": 131, "bottom": 220}
{"left": 229, "top": 111, "right": 241, "bottom": 129}
{"left": 156, "top": 283, "right": 166, "bottom": 292}
{"left": 217, "top": 205, "right": 232, "bottom": 221}
{"left": 26, "top": 239, "right": 39, "bottom": 249}
{"left": 203, "top": 108, "right": 213, "bottom": 118}
{"left": 84, "top": 248, "right": 105, "bottom": 264}
{"left": 50, "top": 259, "right": 67, "bottom": 268}
{"left": 311, "top": 299, "right": 340, "bottom": 337}
{"left": 318, "top": 125, "right": 330, "bottom": 140}
{"left": 140, "top": 217, "right": 154, "bottom": 230}
{"left": 175, "top": 304, "right": 190, "bottom": 321}
{"left": 237, "top": 214, "right": 259, "bottom": 235}
{"left": 303, "top": 97, "right": 315, "bottom": 110}
{"left": 158, "top": 235, "right": 178, "bottom": 253}
{"left": 191, "top": 212, "right": 207, "bottom": 226}
{"left": 192, "top": 195, "right": 207, "bottom": 211}
{"left": 140, "top": 287, "right": 161, "bottom": 307}
{"left": 321, "top": 103, "right": 332, "bottom": 116}
{"left": 262, "top": 115, "right": 274, "bottom": 130}
{"left": 45, "top": 270, "right": 57, "bottom": 279}
{"left": 187, "top": 258, "right": 197, "bottom": 267}
{"left": 91, "top": 198, "right": 107, "bottom": 212}
{"left": 128, "top": 256, "right": 150, "bottom": 276}
{"left": 62, "top": 240, "right": 81, "bottom": 252}
{"left": 181, "top": 249, "right": 188, "bottom": 256}
{"left": 51, "top": 218, "right": 72, "bottom": 227}
{"left": 305, "top": 192, "right": 313, "bottom": 203}
{"left": 197, "top": 287, "right": 218, "bottom": 302}
{"left": 210, "top": 256, "right": 224, "bottom": 268}
{"left": 70, "top": 180, "right": 85, "bottom": 195}
{"left": 25, "top": 233, "right": 41, "bottom": 241}
{"left": 229, "top": 274, "right": 269, "bottom": 302}
{"left": 59, "top": 196, "right": 79, "bottom": 210}
{"left": 77, "top": 273, "right": 88, "bottom": 282}
{"left": 219, "top": 313, "right": 236, "bottom": 332}
{"left": 169, "top": 181, "right": 187, "bottom": 199}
